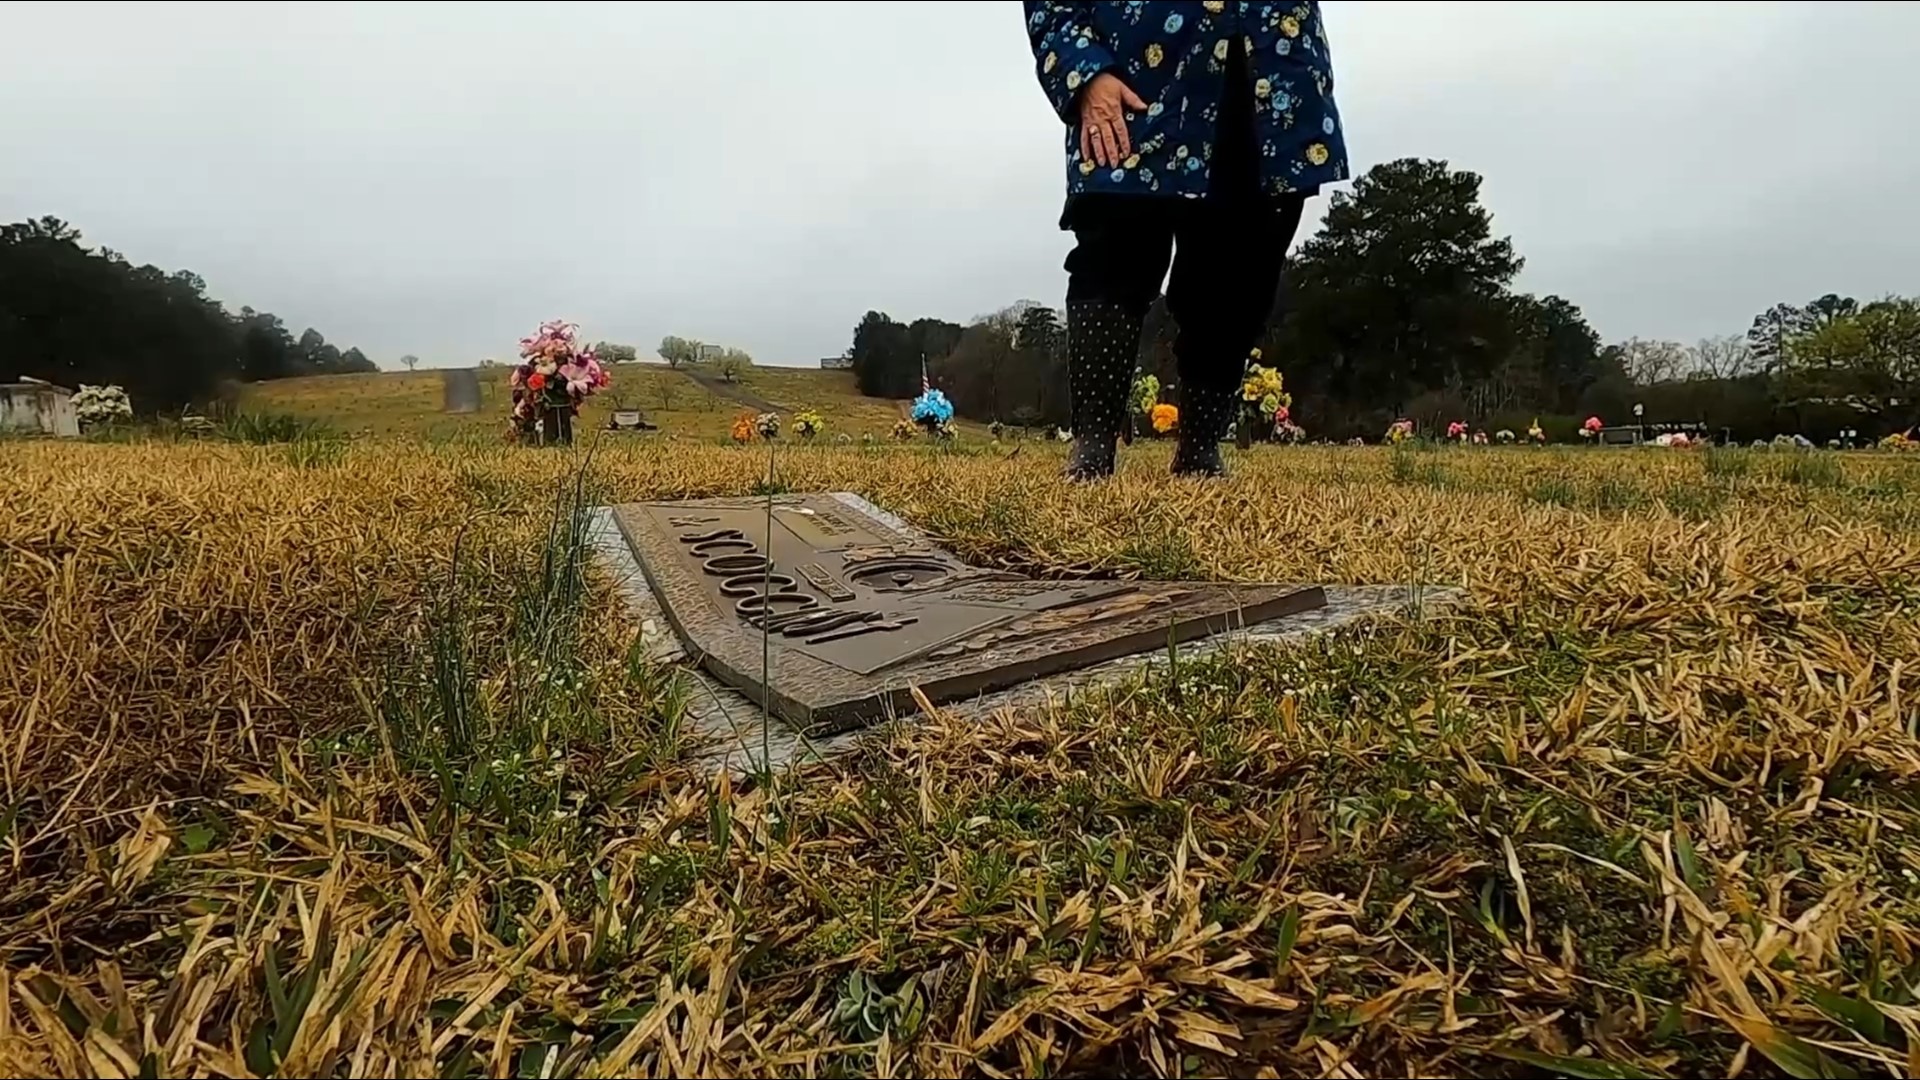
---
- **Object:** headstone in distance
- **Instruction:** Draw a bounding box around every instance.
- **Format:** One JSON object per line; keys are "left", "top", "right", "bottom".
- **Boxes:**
{"left": 442, "top": 367, "right": 482, "bottom": 414}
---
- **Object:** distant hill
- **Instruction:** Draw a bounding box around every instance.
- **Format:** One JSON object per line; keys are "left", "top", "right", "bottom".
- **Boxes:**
{"left": 240, "top": 363, "right": 924, "bottom": 439}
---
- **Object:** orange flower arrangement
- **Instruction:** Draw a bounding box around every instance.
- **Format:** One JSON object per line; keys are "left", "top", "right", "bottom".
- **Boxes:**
{"left": 1150, "top": 403, "right": 1179, "bottom": 434}
{"left": 730, "top": 412, "right": 757, "bottom": 444}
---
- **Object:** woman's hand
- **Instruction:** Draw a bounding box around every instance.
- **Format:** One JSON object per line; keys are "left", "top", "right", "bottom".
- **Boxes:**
{"left": 1078, "top": 72, "right": 1148, "bottom": 168}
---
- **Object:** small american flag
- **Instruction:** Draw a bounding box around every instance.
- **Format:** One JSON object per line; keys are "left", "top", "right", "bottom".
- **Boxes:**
{"left": 920, "top": 354, "right": 930, "bottom": 395}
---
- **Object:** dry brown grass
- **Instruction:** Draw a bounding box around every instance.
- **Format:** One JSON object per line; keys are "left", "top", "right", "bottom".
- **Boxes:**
{"left": 4, "top": 436, "right": 1920, "bottom": 1077}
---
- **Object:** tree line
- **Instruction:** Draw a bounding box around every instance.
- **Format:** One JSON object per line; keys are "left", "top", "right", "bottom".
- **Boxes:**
{"left": 847, "top": 158, "right": 1918, "bottom": 442}
{"left": 1, "top": 216, "right": 375, "bottom": 413}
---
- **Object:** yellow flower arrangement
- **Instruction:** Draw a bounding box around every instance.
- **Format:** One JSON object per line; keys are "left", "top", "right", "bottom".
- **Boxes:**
{"left": 1241, "top": 362, "right": 1291, "bottom": 418}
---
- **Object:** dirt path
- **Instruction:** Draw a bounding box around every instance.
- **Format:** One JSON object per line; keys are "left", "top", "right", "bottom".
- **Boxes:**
{"left": 678, "top": 367, "right": 784, "bottom": 414}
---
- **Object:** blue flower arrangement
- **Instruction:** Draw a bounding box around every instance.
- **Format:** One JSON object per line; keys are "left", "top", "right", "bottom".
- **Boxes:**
{"left": 910, "top": 388, "right": 954, "bottom": 432}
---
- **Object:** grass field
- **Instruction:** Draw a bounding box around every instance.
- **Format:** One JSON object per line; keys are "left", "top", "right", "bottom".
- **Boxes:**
{"left": 6, "top": 429, "right": 1920, "bottom": 1077}
{"left": 242, "top": 364, "right": 922, "bottom": 440}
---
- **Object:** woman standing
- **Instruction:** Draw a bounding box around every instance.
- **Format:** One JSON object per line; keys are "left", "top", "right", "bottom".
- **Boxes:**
{"left": 1023, "top": 2, "right": 1349, "bottom": 479}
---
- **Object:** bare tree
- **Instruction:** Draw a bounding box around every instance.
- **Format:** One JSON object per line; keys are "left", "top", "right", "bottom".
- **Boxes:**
{"left": 1615, "top": 337, "right": 1688, "bottom": 385}
{"left": 656, "top": 375, "right": 679, "bottom": 413}
{"left": 1684, "top": 335, "right": 1756, "bottom": 381}
{"left": 400, "top": 353, "right": 420, "bottom": 372}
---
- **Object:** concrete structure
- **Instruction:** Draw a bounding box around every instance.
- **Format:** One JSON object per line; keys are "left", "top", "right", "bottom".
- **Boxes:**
{"left": 441, "top": 367, "right": 482, "bottom": 414}
{"left": 0, "top": 378, "right": 80, "bottom": 438}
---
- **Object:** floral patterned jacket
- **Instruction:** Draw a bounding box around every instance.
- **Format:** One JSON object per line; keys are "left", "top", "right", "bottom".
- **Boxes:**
{"left": 1023, "top": 1, "right": 1349, "bottom": 199}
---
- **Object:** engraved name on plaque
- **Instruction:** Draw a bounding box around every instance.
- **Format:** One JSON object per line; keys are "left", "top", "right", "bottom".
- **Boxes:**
{"left": 613, "top": 494, "right": 1326, "bottom": 734}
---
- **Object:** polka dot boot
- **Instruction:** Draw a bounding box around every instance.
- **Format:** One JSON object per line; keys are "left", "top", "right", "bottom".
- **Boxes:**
{"left": 1065, "top": 299, "right": 1142, "bottom": 482}
{"left": 1172, "top": 382, "right": 1237, "bottom": 478}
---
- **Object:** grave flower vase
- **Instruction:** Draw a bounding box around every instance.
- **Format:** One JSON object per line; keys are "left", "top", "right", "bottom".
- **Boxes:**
{"left": 539, "top": 400, "right": 574, "bottom": 445}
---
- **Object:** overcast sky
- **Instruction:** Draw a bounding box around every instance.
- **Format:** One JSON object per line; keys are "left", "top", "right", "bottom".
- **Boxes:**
{"left": 3, "top": 1, "right": 1916, "bottom": 368}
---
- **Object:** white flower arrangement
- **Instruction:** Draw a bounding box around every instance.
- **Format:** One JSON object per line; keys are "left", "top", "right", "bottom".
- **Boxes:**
{"left": 71, "top": 384, "right": 133, "bottom": 428}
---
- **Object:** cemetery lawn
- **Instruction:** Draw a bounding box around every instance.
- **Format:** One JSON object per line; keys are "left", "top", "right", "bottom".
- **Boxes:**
{"left": 242, "top": 364, "right": 927, "bottom": 440}
{"left": 6, "top": 436, "right": 1920, "bottom": 1078}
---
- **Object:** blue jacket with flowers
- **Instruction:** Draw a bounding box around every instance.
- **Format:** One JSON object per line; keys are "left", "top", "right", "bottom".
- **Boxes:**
{"left": 1024, "top": 1, "right": 1349, "bottom": 200}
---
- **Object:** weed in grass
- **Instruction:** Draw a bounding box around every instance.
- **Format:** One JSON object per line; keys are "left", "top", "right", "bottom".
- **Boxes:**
{"left": 1588, "top": 473, "right": 1649, "bottom": 513}
{"left": 1528, "top": 474, "right": 1578, "bottom": 507}
{"left": 1388, "top": 444, "right": 1418, "bottom": 484}
{"left": 1852, "top": 474, "right": 1917, "bottom": 501}
{"left": 1388, "top": 444, "right": 1450, "bottom": 489}
{"left": 456, "top": 465, "right": 524, "bottom": 511}
{"left": 978, "top": 486, "right": 1034, "bottom": 538}
{"left": 1661, "top": 482, "right": 1726, "bottom": 522}
{"left": 1118, "top": 527, "right": 1203, "bottom": 579}
{"left": 1778, "top": 450, "right": 1845, "bottom": 489}
{"left": 1703, "top": 446, "right": 1753, "bottom": 480}
{"left": 371, "top": 471, "right": 672, "bottom": 860}
{"left": 1875, "top": 503, "right": 1920, "bottom": 533}
{"left": 281, "top": 433, "right": 348, "bottom": 469}
{"left": 220, "top": 409, "right": 337, "bottom": 444}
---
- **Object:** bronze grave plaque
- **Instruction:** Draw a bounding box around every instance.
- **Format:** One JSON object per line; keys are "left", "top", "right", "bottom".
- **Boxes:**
{"left": 612, "top": 494, "right": 1326, "bottom": 734}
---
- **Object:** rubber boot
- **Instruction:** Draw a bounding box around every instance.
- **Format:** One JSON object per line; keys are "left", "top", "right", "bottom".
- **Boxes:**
{"left": 1064, "top": 300, "right": 1140, "bottom": 481}
{"left": 1172, "top": 382, "right": 1238, "bottom": 478}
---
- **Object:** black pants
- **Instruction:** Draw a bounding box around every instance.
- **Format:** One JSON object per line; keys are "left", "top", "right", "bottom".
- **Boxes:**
{"left": 1064, "top": 195, "right": 1304, "bottom": 400}
{"left": 1061, "top": 36, "right": 1306, "bottom": 404}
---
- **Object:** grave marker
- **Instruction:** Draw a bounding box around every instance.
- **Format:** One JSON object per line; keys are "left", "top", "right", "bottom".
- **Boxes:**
{"left": 442, "top": 367, "right": 481, "bottom": 414}
{"left": 613, "top": 494, "right": 1327, "bottom": 733}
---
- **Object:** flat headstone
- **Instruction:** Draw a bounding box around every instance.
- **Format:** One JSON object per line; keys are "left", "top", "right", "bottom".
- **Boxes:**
{"left": 611, "top": 494, "right": 1327, "bottom": 734}
{"left": 442, "top": 367, "right": 482, "bottom": 414}
{"left": 592, "top": 499, "right": 1453, "bottom": 776}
